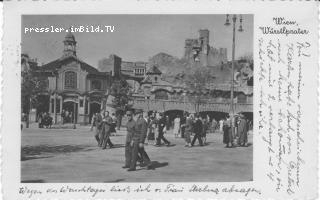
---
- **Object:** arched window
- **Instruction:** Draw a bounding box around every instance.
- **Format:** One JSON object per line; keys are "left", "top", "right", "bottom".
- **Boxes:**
{"left": 64, "top": 71, "right": 77, "bottom": 89}
{"left": 91, "top": 80, "right": 102, "bottom": 90}
{"left": 155, "top": 90, "right": 169, "bottom": 100}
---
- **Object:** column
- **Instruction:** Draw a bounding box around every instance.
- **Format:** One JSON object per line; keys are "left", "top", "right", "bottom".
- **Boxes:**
{"left": 60, "top": 96, "right": 63, "bottom": 114}
{"left": 53, "top": 94, "right": 57, "bottom": 124}
{"left": 49, "top": 96, "right": 52, "bottom": 113}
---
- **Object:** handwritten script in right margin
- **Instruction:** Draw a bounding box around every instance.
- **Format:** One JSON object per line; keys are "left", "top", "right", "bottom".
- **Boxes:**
{"left": 258, "top": 17, "right": 310, "bottom": 195}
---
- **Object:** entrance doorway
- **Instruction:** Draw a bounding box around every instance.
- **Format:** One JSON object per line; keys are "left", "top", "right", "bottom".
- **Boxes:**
{"left": 89, "top": 102, "right": 101, "bottom": 123}
{"left": 63, "top": 101, "right": 78, "bottom": 123}
{"left": 35, "top": 95, "right": 50, "bottom": 121}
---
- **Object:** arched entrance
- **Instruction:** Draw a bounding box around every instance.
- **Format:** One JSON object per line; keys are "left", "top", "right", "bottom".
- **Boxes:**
{"left": 89, "top": 102, "right": 101, "bottom": 123}
{"left": 63, "top": 101, "right": 78, "bottom": 123}
{"left": 35, "top": 95, "right": 50, "bottom": 121}
{"left": 199, "top": 111, "right": 228, "bottom": 122}
{"left": 163, "top": 109, "right": 184, "bottom": 129}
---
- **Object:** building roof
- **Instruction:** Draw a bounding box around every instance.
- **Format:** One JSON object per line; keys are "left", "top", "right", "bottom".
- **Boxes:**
{"left": 146, "top": 65, "right": 162, "bottom": 75}
{"left": 40, "top": 55, "right": 103, "bottom": 76}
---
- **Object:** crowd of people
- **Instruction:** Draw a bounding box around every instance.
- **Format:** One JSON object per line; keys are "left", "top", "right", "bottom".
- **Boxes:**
{"left": 37, "top": 112, "right": 53, "bottom": 128}
{"left": 90, "top": 109, "right": 251, "bottom": 171}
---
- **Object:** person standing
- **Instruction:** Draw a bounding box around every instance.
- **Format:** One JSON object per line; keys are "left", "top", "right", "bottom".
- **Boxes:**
{"left": 180, "top": 113, "right": 186, "bottom": 138}
{"left": 173, "top": 115, "right": 180, "bottom": 138}
{"left": 202, "top": 116, "right": 208, "bottom": 144}
{"left": 90, "top": 113, "right": 96, "bottom": 131}
{"left": 191, "top": 114, "right": 204, "bottom": 146}
{"left": 147, "top": 113, "right": 156, "bottom": 143}
{"left": 219, "top": 119, "right": 224, "bottom": 133}
{"left": 185, "top": 113, "right": 193, "bottom": 147}
{"left": 223, "top": 115, "right": 234, "bottom": 148}
{"left": 123, "top": 111, "right": 135, "bottom": 169}
{"left": 155, "top": 113, "right": 170, "bottom": 146}
{"left": 238, "top": 114, "right": 248, "bottom": 147}
{"left": 101, "top": 110, "right": 114, "bottom": 149}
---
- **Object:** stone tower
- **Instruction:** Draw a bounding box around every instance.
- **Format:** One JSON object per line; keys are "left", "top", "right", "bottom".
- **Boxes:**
{"left": 199, "top": 29, "right": 209, "bottom": 55}
{"left": 63, "top": 31, "right": 77, "bottom": 57}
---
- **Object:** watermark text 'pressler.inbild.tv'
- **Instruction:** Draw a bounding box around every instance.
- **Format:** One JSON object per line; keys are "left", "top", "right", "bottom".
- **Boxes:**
{"left": 24, "top": 25, "right": 115, "bottom": 34}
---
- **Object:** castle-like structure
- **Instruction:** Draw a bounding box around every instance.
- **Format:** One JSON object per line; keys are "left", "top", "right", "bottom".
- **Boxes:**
{"left": 184, "top": 29, "right": 227, "bottom": 67}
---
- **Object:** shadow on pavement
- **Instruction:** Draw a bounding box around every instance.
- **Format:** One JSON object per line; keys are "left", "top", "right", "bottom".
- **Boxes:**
{"left": 104, "top": 178, "right": 126, "bottom": 183}
{"left": 111, "top": 144, "right": 125, "bottom": 149}
{"left": 21, "top": 145, "right": 93, "bottom": 161}
{"left": 137, "top": 161, "right": 169, "bottom": 171}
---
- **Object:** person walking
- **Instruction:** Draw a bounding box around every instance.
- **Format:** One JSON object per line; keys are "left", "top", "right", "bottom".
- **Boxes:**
{"left": 110, "top": 113, "right": 117, "bottom": 136}
{"left": 191, "top": 114, "right": 204, "bottom": 146}
{"left": 173, "top": 115, "right": 180, "bottom": 138}
{"left": 95, "top": 110, "right": 104, "bottom": 146}
{"left": 128, "top": 110, "right": 152, "bottom": 171}
{"left": 101, "top": 110, "right": 114, "bottom": 149}
{"left": 155, "top": 113, "right": 170, "bottom": 146}
{"left": 184, "top": 113, "right": 193, "bottom": 147}
{"left": 123, "top": 110, "right": 135, "bottom": 169}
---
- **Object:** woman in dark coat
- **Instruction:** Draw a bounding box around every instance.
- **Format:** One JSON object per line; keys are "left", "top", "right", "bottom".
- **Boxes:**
{"left": 223, "top": 116, "right": 233, "bottom": 148}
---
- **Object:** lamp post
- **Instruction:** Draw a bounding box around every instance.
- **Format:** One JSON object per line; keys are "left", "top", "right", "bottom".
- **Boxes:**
{"left": 224, "top": 14, "right": 244, "bottom": 138}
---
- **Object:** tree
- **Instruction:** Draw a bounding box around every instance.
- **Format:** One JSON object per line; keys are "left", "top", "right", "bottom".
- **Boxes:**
{"left": 184, "top": 67, "right": 213, "bottom": 113}
{"left": 21, "top": 69, "right": 47, "bottom": 128}
{"left": 110, "top": 79, "right": 132, "bottom": 129}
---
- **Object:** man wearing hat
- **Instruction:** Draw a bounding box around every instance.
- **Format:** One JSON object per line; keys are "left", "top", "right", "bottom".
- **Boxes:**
{"left": 191, "top": 114, "right": 204, "bottom": 146}
{"left": 128, "top": 109, "right": 152, "bottom": 171}
{"left": 155, "top": 112, "right": 171, "bottom": 146}
{"left": 237, "top": 113, "right": 248, "bottom": 147}
{"left": 123, "top": 110, "right": 135, "bottom": 169}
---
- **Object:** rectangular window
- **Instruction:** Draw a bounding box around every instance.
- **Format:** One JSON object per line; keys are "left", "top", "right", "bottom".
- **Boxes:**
{"left": 85, "top": 100, "right": 88, "bottom": 114}
{"left": 51, "top": 99, "right": 54, "bottom": 113}
{"left": 80, "top": 99, "right": 84, "bottom": 107}
{"left": 56, "top": 99, "right": 61, "bottom": 113}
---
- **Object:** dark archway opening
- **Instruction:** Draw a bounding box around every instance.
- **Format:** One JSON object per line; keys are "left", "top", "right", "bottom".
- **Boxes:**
{"left": 63, "top": 101, "right": 78, "bottom": 123}
{"left": 35, "top": 95, "right": 50, "bottom": 121}
{"left": 89, "top": 102, "right": 101, "bottom": 123}
{"left": 199, "top": 111, "right": 228, "bottom": 122}
{"left": 163, "top": 109, "right": 184, "bottom": 129}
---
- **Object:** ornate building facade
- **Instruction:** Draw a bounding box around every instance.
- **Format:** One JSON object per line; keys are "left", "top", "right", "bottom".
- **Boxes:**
{"left": 30, "top": 33, "right": 113, "bottom": 124}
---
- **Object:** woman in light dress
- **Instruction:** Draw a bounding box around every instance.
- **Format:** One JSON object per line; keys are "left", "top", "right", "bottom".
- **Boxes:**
{"left": 173, "top": 115, "right": 181, "bottom": 138}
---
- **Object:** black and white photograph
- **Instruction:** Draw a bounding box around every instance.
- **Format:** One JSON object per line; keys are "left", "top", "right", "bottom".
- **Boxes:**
{"left": 20, "top": 14, "right": 254, "bottom": 183}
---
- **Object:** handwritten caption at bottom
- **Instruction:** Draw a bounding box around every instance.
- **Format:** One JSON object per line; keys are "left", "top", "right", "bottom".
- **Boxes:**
{"left": 19, "top": 184, "right": 261, "bottom": 198}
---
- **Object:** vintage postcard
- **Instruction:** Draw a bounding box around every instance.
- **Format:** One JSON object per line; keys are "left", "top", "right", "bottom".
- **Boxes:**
{"left": 2, "top": 0, "right": 318, "bottom": 199}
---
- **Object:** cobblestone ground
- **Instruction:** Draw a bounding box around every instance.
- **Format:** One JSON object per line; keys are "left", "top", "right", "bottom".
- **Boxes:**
{"left": 21, "top": 124, "right": 253, "bottom": 183}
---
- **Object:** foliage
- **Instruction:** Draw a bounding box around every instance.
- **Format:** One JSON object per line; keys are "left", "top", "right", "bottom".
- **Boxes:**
{"left": 110, "top": 79, "right": 132, "bottom": 115}
{"left": 21, "top": 69, "right": 47, "bottom": 114}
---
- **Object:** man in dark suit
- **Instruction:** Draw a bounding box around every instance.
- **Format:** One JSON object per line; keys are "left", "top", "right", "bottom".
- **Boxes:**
{"left": 191, "top": 114, "right": 204, "bottom": 146}
{"left": 155, "top": 113, "right": 170, "bottom": 146}
{"left": 128, "top": 109, "right": 152, "bottom": 171}
{"left": 101, "top": 110, "right": 114, "bottom": 149}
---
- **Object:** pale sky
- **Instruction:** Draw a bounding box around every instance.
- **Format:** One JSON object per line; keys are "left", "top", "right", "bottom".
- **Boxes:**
{"left": 22, "top": 15, "right": 253, "bottom": 67}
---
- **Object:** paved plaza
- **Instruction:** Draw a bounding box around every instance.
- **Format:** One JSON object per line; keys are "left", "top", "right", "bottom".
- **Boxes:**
{"left": 21, "top": 125, "right": 253, "bottom": 183}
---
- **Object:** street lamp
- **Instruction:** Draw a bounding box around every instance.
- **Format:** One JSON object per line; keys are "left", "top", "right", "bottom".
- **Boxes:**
{"left": 224, "top": 14, "right": 244, "bottom": 139}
